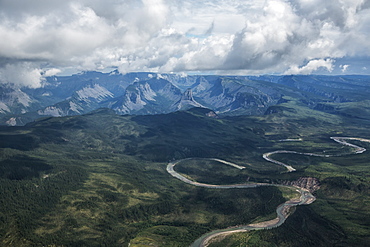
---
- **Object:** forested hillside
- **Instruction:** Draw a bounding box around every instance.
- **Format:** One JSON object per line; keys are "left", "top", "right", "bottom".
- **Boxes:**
{"left": 0, "top": 100, "right": 370, "bottom": 246}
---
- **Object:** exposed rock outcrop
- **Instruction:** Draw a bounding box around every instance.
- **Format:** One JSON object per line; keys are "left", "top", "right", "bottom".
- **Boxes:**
{"left": 282, "top": 177, "right": 321, "bottom": 193}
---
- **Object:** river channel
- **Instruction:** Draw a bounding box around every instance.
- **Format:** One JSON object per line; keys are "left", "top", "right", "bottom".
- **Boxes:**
{"left": 166, "top": 137, "right": 370, "bottom": 247}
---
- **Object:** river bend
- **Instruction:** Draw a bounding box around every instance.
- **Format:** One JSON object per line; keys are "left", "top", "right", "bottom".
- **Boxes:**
{"left": 166, "top": 137, "right": 370, "bottom": 247}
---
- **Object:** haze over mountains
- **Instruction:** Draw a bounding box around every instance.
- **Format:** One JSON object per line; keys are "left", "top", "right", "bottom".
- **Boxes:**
{"left": 1, "top": 71, "right": 370, "bottom": 126}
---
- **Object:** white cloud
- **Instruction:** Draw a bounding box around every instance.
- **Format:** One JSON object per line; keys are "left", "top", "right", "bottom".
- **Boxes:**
{"left": 284, "top": 58, "right": 335, "bottom": 75}
{"left": 224, "top": 0, "right": 301, "bottom": 71}
{"left": 43, "top": 68, "right": 62, "bottom": 77}
{"left": 340, "top": 64, "right": 350, "bottom": 73}
{"left": 0, "top": 63, "right": 62, "bottom": 88}
{"left": 0, "top": 63, "right": 44, "bottom": 88}
{"left": 0, "top": 0, "right": 370, "bottom": 87}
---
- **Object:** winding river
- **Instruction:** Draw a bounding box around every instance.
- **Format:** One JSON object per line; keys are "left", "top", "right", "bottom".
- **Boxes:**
{"left": 166, "top": 137, "right": 370, "bottom": 247}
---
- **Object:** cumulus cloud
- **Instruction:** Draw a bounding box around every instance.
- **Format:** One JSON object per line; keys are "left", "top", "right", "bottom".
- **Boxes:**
{"left": 340, "top": 64, "right": 350, "bottom": 73}
{"left": 284, "top": 59, "right": 335, "bottom": 75}
{"left": 224, "top": 0, "right": 301, "bottom": 71}
{"left": 0, "top": 63, "right": 44, "bottom": 88}
{"left": 43, "top": 68, "right": 62, "bottom": 77}
{"left": 0, "top": 62, "right": 63, "bottom": 88}
{"left": 0, "top": 0, "right": 370, "bottom": 87}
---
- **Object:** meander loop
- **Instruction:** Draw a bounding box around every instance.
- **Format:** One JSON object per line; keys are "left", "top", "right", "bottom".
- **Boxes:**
{"left": 166, "top": 137, "right": 370, "bottom": 247}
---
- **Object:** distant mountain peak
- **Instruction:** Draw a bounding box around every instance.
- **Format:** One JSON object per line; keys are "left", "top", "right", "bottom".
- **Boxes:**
{"left": 173, "top": 88, "right": 205, "bottom": 111}
{"left": 182, "top": 88, "right": 194, "bottom": 101}
{"left": 3, "top": 72, "right": 370, "bottom": 126}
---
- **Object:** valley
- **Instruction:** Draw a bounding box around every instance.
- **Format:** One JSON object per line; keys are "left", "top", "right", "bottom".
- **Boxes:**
{"left": 2, "top": 0, "right": 370, "bottom": 245}
{"left": 169, "top": 137, "right": 369, "bottom": 246}
{"left": 0, "top": 75, "right": 370, "bottom": 246}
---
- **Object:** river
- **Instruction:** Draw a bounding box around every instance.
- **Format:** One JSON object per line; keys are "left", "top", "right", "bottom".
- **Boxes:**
{"left": 166, "top": 137, "right": 370, "bottom": 247}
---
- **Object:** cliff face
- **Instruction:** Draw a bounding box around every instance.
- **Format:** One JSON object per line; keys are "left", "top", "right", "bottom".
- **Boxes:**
{"left": 112, "top": 78, "right": 182, "bottom": 115}
{"left": 173, "top": 88, "right": 205, "bottom": 111}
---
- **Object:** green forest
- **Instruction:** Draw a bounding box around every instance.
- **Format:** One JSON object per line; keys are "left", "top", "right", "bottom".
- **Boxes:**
{"left": 0, "top": 103, "right": 369, "bottom": 246}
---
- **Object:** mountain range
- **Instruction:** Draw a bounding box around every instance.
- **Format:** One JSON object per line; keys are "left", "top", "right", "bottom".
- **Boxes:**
{"left": 1, "top": 72, "right": 370, "bottom": 246}
{"left": 1, "top": 71, "right": 370, "bottom": 125}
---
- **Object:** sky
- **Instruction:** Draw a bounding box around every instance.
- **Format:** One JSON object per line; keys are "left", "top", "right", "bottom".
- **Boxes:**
{"left": 0, "top": 0, "right": 370, "bottom": 88}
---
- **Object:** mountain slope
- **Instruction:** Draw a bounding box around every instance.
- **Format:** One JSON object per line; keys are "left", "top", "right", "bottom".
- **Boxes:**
{"left": 172, "top": 88, "right": 205, "bottom": 110}
{"left": 112, "top": 78, "right": 182, "bottom": 115}
{"left": 2, "top": 73, "right": 370, "bottom": 125}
